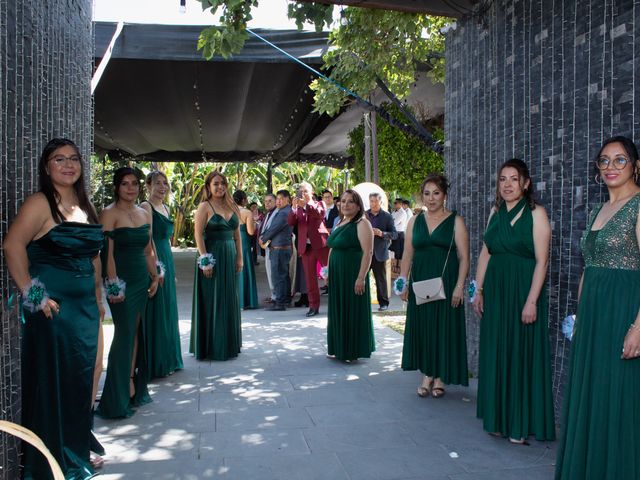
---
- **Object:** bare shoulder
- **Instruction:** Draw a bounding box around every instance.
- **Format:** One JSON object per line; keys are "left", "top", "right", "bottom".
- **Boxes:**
{"left": 531, "top": 204, "right": 549, "bottom": 220}
{"left": 99, "top": 203, "right": 117, "bottom": 227}
{"left": 20, "top": 192, "right": 50, "bottom": 215}
{"left": 139, "top": 201, "right": 152, "bottom": 214}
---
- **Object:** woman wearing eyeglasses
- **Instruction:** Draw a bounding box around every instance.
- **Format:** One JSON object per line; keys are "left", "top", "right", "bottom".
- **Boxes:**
{"left": 3, "top": 139, "right": 104, "bottom": 478}
{"left": 555, "top": 136, "right": 640, "bottom": 479}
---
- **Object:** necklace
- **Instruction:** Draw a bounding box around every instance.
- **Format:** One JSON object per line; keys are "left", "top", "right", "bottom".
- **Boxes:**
{"left": 116, "top": 204, "right": 137, "bottom": 224}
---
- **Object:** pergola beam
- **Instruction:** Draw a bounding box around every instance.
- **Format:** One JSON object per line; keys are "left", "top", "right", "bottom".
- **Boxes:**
{"left": 295, "top": 0, "right": 477, "bottom": 17}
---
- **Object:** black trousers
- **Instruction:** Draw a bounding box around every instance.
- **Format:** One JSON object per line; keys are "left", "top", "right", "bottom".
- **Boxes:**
{"left": 370, "top": 257, "right": 389, "bottom": 307}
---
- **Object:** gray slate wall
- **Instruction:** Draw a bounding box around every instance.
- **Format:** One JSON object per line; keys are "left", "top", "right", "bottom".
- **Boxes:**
{"left": 0, "top": 1, "right": 93, "bottom": 477}
{"left": 445, "top": 0, "right": 640, "bottom": 418}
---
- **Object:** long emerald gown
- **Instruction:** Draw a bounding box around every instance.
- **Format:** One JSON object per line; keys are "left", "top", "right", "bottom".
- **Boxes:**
{"left": 477, "top": 198, "right": 555, "bottom": 441}
{"left": 401, "top": 212, "right": 468, "bottom": 385}
{"left": 190, "top": 213, "right": 242, "bottom": 360}
{"left": 326, "top": 221, "right": 375, "bottom": 361}
{"left": 22, "top": 222, "right": 103, "bottom": 480}
{"left": 96, "top": 225, "right": 152, "bottom": 419}
{"left": 144, "top": 206, "right": 183, "bottom": 378}
{"left": 238, "top": 223, "right": 258, "bottom": 309}
{"left": 555, "top": 193, "right": 640, "bottom": 479}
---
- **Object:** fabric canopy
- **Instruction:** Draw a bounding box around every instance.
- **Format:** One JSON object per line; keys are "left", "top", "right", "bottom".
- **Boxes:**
{"left": 93, "top": 22, "right": 348, "bottom": 167}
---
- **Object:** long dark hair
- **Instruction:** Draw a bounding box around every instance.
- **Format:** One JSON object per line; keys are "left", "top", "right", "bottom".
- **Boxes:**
{"left": 233, "top": 189, "right": 248, "bottom": 207}
{"left": 202, "top": 170, "right": 240, "bottom": 216}
{"left": 341, "top": 189, "right": 365, "bottom": 223}
{"left": 38, "top": 138, "right": 98, "bottom": 224}
{"left": 495, "top": 158, "right": 536, "bottom": 210}
{"left": 113, "top": 167, "right": 141, "bottom": 202}
{"left": 595, "top": 136, "right": 640, "bottom": 185}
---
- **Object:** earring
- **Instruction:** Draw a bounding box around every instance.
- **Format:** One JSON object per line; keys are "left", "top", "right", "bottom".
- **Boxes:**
{"left": 634, "top": 168, "right": 639, "bottom": 184}
{"left": 594, "top": 173, "right": 603, "bottom": 185}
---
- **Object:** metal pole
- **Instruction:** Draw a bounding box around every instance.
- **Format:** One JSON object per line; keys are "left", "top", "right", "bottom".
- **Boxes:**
{"left": 371, "top": 110, "right": 379, "bottom": 185}
{"left": 364, "top": 112, "right": 371, "bottom": 182}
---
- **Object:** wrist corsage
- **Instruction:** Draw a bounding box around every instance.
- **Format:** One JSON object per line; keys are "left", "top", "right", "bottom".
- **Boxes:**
{"left": 562, "top": 314, "right": 575, "bottom": 341}
{"left": 198, "top": 253, "right": 215, "bottom": 271}
{"left": 156, "top": 260, "right": 166, "bottom": 278}
{"left": 468, "top": 279, "right": 478, "bottom": 304}
{"left": 22, "top": 278, "right": 50, "bottom": 313}
{"left": 393, "top": 276, "right": 407, "bottom": 296}
{"left": 104, "top": 277, "right": 126, "bottom": 301}
{"left": 320, "top": 265, "right": 329, "bottom": 280}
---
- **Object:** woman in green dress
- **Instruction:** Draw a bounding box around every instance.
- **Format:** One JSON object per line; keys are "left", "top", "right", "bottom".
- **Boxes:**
{"left": 399, "top": 174, "right": 470, "bottom": 398}
{"left": 141, "top": 171, "right": 183, "bottom": 378}
{"left": 96, "top": 167, "right": 159, "bottom": 419}
{"left": 555, "top": 136, "right": 640, "bottom": 479}
{"left": 473, "top": 158, "right": 555, "bottom": 444}
{"left": 326, "top": 189, "right": 375, "bottom": 362}
{"left": 4, "top": 138, "right": 104, "bottom": 479}
{"left": 190, "top": 170, "right": 243, "bottom": 360}
{"left": 233, "top": 189, "right": 259, "bottom": 309}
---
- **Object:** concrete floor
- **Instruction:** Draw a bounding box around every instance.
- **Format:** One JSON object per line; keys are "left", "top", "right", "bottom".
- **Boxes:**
{"left": 95, "top": 250, "right": 557, "bottom": 479}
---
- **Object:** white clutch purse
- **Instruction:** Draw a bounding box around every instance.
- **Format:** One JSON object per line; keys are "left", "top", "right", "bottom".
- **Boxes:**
{"left": 411, "top": 223, "right": 455, "bottom": 305}
{"left": 412, "top": 277, "right": 446, "bottom": 305}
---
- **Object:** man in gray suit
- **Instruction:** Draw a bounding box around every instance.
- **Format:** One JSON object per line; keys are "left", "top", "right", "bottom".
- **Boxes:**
{"left": 366, "top": 192, "right": 397, "bottom": 311}
{"left": 260, "top": 189, "right": 293, "bottom": 311}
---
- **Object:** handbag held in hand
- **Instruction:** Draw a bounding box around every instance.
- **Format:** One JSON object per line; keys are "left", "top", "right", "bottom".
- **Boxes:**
{"left": 411, "top": 225, "right": 455, "bottom": 305}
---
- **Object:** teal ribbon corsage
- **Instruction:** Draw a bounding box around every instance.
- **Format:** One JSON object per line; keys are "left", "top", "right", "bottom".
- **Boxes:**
{"left": 562, "top": 314, "right": 575, "bottom": 341}
{"left": 104, "top": 277, "right": 126, "bottom": 301}
{"left": 198, "top": 253, "right": 215, "bottom": 271}
{"left": 393, "top": 276, "right": 407, "bottom": 296}
{"left": 468, "top": 280, "right": 477, "bottom": 304}
{"left": 22, "top": 278, "right": 49, "bottom": 313}
{"left": 156, "top": 261, "right": 166, "bottom": 278}
{"left": 320, "top": 265, "right": 329, "bottom": 280}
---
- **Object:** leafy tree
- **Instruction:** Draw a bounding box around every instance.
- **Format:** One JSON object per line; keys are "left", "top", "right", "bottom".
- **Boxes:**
{"left": 310, "top": 8, "right": 447, "bottom": 117}
{"left": 195, "top": 2, "right": 447, "bottom": 146}
{"left": 348, "top": 102, "right": 444, "bottom": 198}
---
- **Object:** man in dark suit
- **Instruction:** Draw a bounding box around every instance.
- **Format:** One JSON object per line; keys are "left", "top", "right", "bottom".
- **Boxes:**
{"left": 258, "top": 193, "right": 277, "bottom": 303}
{"left": 288, "top": 181, "right": 329, "bottom": 317}
{"left": 260, "top": 190, "right": 293, "bottom": 311}
{"left": 366, "top": 192, "right": 397, "bottom": 311}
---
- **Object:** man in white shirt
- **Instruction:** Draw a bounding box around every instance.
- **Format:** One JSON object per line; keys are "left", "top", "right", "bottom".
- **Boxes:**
{"left": 391, "top": 198, "right": 407, "bottom": 261}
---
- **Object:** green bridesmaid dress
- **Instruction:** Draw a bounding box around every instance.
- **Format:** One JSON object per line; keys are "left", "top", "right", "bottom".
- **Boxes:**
{"left": 144, "top": 206, "right": 183, "bottom": 378}
{"left": 96, "top": 225, "right": 152, "bottom": 419}
{"left": 555, "top": 194, "right": 640, "bottom": 479}
{"left": 190, "top": 212, "right": 242, "bottom": 360}
{"left": 477, "top": 198, "right": 555, "bottom": 441}
{"left": 401, "top": 212, "right": 468, "bottom": 385}
{"left": 326, "top": 221, "right": 375, "bottom": 361}
{"left": 21, "top": 222, "right": 103, "bottom": 480}
{"left": 237, "top": 223, "right": 258, "bottom": 309}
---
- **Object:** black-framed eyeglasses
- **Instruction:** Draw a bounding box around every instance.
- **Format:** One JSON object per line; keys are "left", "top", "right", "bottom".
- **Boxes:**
{"left": 595, "top": 156, "right": 628, "bottom": 170}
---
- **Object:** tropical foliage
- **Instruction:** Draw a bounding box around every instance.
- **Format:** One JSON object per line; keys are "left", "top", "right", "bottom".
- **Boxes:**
{"left": 90, "top": 157, "right": 346, "bottom": 247}
{"left": 347, "top": 103, "right": 444, "bottom": 199}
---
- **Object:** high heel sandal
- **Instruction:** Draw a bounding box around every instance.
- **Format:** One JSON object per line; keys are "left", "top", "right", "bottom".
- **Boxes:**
{"left": 417, "top": 377, "right": 433, "bottom": 398}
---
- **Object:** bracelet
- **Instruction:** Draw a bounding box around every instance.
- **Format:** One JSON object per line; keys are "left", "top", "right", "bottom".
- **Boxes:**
{"left": 393, "top": 276, "right": 407, "bottom": 296}
{"left": 21, "top": 278, "right": 50, "bottom": 313}
{"left": 320, "top": 265, "right": 329, "bottom": 280}
{"left": 156, "top": 261, "right": 166, "bottom": 278}
{"left": 629, "top": 323, "right": 639, "bottom": 332}
{"left": 104, "top": 277, "right": 126, "bottom": 300}
{"left": 198, "top": 253, "right": 216, "bottom": 271}
{"left": 454, "top": 284, "right": 463, "bottom": 290}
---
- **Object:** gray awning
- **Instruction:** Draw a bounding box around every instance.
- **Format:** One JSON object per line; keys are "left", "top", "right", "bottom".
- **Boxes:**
{"left": 93, "top": 22, "right": 347, "bottom": 166}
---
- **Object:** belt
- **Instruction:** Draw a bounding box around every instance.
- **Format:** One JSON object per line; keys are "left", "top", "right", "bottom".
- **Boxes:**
{"left": 269, "top": 245, "right": 292, "bottom": 250}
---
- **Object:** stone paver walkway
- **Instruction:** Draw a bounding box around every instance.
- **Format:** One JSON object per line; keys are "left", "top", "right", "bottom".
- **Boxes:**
{"left": 96, "top": 251, "right": 556, "bottom": 479}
